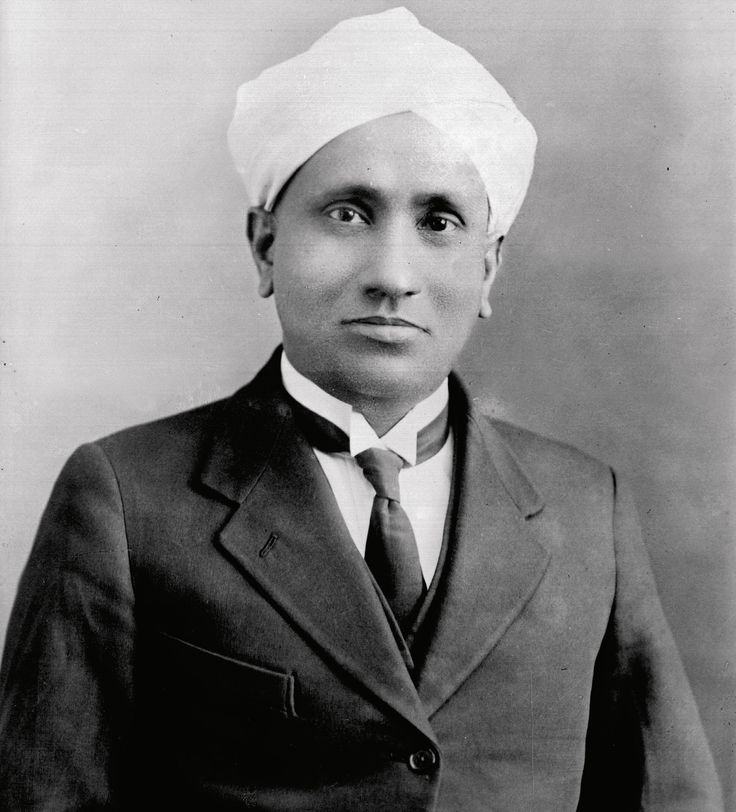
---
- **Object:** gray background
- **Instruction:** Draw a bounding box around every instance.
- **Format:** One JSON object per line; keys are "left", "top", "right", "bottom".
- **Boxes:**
{"left": 2, "top": 0, "right": 734, "bottom": 801}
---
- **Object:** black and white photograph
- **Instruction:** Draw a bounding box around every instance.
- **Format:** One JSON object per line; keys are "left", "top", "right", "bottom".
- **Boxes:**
{"left": 1, "top": 2, "right": 733, "bottom": 808}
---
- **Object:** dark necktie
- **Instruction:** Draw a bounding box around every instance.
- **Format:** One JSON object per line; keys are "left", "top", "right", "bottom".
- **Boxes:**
{"left": 291, "top": 397, "right": 449, "bottom": 634}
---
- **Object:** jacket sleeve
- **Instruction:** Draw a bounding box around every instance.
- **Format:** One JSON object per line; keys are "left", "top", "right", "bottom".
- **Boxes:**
{"left": 0, "top": 443, "right": 135, "bottom": 811}
{"left": 578, "top": 471, "right": 723, "bottom": 811}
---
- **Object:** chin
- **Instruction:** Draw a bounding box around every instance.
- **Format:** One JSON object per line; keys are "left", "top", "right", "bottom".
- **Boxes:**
{"left": 333, "top": 354, "right": 445, "bottom": 405}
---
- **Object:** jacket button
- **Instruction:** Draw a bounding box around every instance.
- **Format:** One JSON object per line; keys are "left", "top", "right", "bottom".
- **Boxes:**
{"left": 408, "top": 747, "right": 438, "bottom": 773}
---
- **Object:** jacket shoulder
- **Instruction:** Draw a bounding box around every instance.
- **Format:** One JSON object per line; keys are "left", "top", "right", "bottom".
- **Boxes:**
{"left": 485, "top": 417, "right": 614, "bottom": 496}
{"left": 92, "top": 353, "right": 284, "bottom": 468}
{"left": 94, "top": 398, "right": 226, "bottom": 464}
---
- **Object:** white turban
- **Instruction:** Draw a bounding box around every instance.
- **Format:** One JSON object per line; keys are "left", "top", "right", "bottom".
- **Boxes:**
{"left": 227, "top": 7, "right": 536, "bottom": 237}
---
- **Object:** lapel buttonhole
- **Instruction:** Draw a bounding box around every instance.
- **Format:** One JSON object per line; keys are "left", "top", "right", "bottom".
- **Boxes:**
{"left": 259, "top": 532, "right": 279, "bottom": 559}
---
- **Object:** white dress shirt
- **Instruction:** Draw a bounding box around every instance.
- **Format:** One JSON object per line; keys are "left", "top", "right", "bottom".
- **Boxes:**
{"left": 281, "top": 353, "right": 453, "bottom": 584}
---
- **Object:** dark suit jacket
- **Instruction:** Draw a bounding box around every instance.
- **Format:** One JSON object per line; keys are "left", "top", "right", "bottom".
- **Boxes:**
{"left": 0, "top": 350, "right": 723, "bottom": 810}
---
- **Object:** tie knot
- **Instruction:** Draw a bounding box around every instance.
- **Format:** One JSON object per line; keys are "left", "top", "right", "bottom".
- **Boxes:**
{"left": 355, "top": 448, "right": 403, "bottom": 501}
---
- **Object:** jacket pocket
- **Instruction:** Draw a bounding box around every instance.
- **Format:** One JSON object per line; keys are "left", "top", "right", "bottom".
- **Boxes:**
{"left": 154, "top": 631, "right": 297, "bottom": 718}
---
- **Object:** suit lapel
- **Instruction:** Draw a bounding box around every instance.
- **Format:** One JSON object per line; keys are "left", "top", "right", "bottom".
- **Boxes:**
{"left": 199, "top": 354, "right": 550, "bottom": 732}
{"left": 199, "top": 353, "right": 435, "bottom": 742}
{"left": 414, "top": 381, "right": 551, "bottom": 715}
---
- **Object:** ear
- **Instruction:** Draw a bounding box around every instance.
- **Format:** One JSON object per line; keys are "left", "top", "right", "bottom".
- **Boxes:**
{"left": 247, "top": 206, "right": 277, "bottom": 298}
{"left": 479, "top": 235, "right": 503, "bottom": 319}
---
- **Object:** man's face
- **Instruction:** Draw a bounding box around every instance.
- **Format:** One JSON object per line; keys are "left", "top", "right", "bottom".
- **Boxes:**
{"left": 249, "top": 111, "right": 499, "bottom": 411}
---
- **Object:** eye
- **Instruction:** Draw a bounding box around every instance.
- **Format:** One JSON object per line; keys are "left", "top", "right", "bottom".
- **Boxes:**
{"left": 419, "top": 212, "right": 460, "bottom": 233}
{"left": 326, "top": 206, "right": 368, "bottom": 225}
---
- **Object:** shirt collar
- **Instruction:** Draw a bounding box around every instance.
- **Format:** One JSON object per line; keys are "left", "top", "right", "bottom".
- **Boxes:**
{"left": 280, "top": 352, "right": 449, "bottom": 466}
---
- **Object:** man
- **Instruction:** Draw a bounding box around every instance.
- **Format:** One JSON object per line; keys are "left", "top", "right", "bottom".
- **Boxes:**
{"left": 0, "top": 8, "right": 723, "bottom": 810}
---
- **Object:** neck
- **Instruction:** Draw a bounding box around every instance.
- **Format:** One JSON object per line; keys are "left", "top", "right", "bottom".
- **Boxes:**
{"left": 345, "top": 395, "right": 420, "bottom": 437}
{"left": 280, "top": 351, "right": 447, "bottom": 438}
{"left": 321, "top": 377, "right": 444, "bottom": 438}
{"left": 279, "top": 349, "right": 451, "bottom": 437}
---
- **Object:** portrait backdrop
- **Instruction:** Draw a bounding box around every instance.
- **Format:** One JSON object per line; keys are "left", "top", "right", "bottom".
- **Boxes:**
{"left": 1, "top": 0, "right": 734, "bottom": 801}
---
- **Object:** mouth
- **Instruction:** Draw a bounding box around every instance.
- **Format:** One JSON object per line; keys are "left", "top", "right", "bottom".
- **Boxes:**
{"left": 342, "top": 316, "right": 429, "bottom": 344}
{"left": 344, "top": 316, "right": 428, "bottom": 331}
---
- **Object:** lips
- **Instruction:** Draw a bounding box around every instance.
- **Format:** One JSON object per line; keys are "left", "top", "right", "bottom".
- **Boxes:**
{"left": 344, "top": 316, "right": 428, "bottom": 332}
{"left": 342, "top": 315, "right": 429, "bottom": 345}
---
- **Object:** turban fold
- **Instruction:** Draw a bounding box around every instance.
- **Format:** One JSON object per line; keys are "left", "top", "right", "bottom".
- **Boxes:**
{"left": 227, "top": 7, "right": 536, "bottom": 237}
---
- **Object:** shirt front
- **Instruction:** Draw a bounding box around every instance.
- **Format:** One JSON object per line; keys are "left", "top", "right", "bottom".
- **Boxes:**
{"left": 281, "top": 353, "right": 453, "bottom": 584}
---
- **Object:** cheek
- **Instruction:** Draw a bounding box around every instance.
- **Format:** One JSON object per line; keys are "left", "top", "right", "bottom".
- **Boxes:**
{"left": 271, "top": 240, "right": 355, "bottom": 333}
{"left": 273, "top": 237, "right": 355, "bottom": 295}
{"left": 432, "top": 251, "right": 488, "bottom": 312}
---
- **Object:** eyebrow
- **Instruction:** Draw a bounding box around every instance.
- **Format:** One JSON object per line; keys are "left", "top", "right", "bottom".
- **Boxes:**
{"left": 314, "top": 185, "right": 472, "bottom": 214}
{"left": 414, "top": 193, "right": 467, "bottom": 214}
{"left": 313, "top": 184, "right": 381, "bottom": 205}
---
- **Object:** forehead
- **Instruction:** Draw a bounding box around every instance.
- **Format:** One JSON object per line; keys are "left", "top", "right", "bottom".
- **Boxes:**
{"left": 277, "top": 112, "right": 488, "bottom": 212}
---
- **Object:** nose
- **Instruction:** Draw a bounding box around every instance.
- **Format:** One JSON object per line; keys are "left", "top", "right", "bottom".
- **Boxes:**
{"left": 361, "top": 225, "right": 422, "bottom": 301}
